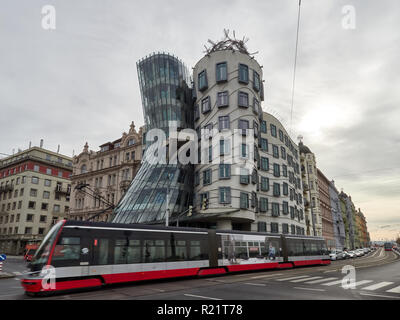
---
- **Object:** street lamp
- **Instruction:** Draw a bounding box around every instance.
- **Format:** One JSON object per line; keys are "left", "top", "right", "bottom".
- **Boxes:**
{"left": 165, "top": 172, "right": 171, "bottom": 227}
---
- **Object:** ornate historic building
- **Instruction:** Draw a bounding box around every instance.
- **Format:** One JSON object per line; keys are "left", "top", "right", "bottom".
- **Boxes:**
{"left": 69, "top": 122, "right": 143, "bottom": 222}
{"left": 0, "top": 146, "right": 72, "bottom": 254}
{"left": 329, "top": 180, "right": 346, "bottom": 250}
{"left": 317, "top": 169, "right": 335, "bottom": 249}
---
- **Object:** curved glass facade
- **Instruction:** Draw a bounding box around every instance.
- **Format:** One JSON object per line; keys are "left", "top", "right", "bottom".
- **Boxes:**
{"left": 112, "top": 53, "right": 194, "bottom": 224}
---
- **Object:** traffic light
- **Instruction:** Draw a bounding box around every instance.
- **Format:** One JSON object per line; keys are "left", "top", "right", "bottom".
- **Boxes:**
{"left": 188, "top": 205, "right": 193, "bottom": 216}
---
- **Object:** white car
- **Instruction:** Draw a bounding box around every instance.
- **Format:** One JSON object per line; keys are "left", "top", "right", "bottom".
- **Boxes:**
{"left": 347, "top": 251, "right": 356, "bottom": 258}
{"left": 355, "top": 249, "right": 364, "bottom": 257}
{"left": 363, "top": 248, "right": 370, "bottom": 254}
{"left": 329, "top": 252, "right": 338, "bottom": 260}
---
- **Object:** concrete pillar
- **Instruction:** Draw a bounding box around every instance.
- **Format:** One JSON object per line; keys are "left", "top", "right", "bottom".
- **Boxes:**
{"left": 216, "top": 220, "right": 232, "bottom": 230}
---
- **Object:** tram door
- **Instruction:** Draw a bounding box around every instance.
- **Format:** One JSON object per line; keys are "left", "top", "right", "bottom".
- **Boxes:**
{"left": 79, "top": 230, "right": 92, "bottom": 276}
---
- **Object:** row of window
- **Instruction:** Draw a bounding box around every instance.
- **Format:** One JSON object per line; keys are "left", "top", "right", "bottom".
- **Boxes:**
{"left": 195, "top": 91, "right": 262, "bottom": 119}
{"left": 257, "top": 222, "right": 305, "bottom": 235}
{"left": 197, "top": 63, "right": 262, "bottom": 95}
{"left": 0, "top": 226, "right": 47, "bottom": 235}
{"left": 197, "top": 188, "right": 304, "bottom": 217}
{"left": 0, "top": 162, "right": 71, "bottom": 180}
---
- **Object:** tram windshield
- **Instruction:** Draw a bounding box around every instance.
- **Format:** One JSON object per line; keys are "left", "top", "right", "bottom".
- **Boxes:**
{"left": 29, "top": 220, "right": 64, "bottom": 271}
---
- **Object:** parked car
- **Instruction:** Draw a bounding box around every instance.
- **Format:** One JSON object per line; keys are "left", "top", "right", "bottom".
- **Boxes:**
{"left": 342, "top": 250, "right": 350, "bottom": 259}
{"left": 363, "top": 248, "right": 370, "bottom": 254}
{"left": 335, "top": 250, "right": 346, "bottom": 260}
{"left": 347, "top": 251, "right": 356, "bottom": 258}
{"left": 355, "top": 249, "right": 364, "bottom": 257}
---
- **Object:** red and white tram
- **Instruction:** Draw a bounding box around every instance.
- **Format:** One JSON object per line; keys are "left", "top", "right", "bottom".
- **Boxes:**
{"left": 21, "top": 220, "right": 330, "bottom": 295}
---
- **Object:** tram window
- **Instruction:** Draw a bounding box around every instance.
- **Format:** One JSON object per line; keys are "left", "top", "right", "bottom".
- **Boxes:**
{"left": 143, "top": 239, "right": 165, "bottom": 263}
{"left": 114, "top": 239, "right": 129, "bottom": 264}
{"left": 97, "top": 239, "right": 109, "bottom": 265}
{"left": 167, "top": 239, "right": 187, "bottom": 261}
{"left": 304, "top": 241, "right": 312, "bottom": 255}
{"left": 189, "top": 240, "right": 201, "bottom": 260}
{"left": 127, "top": 239, "right": 141, "bottom": 264}
{"left": 53, "top": 237, "right": 80, "bottom": 261}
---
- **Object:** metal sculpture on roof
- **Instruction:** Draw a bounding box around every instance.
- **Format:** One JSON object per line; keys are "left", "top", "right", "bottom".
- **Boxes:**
{"left": 203, "top": 29, "right": 258, "bottom": 56}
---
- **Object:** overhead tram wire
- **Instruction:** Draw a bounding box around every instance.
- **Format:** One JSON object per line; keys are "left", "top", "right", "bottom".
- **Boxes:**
{"left": 290, "top": 0, "right": 302, "bottom": 136}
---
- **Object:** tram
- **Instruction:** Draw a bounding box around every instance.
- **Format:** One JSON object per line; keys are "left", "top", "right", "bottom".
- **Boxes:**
{"left": 384, "top": 242, "right": 393, "bottom": 251}
{"left": 21, "top": 220, "right": 330, "bottom": 295}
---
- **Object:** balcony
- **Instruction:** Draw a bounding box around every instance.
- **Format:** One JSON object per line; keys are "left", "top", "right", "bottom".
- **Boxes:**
{"left": 120, "top": 179, "right": 131, "bottom": 190}
{"left": 0, "top": 184, "right": 14, "bottom": 193}
{"left": 55, "top": 186, "right": 71, "bottom": 195}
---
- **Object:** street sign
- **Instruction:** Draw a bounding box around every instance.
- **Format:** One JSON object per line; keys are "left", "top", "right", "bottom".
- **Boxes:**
{"left": 0, "top": 254, "right": 6, "bottom": 261}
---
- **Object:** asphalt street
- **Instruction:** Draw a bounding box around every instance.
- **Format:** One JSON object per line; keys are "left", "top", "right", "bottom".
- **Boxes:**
{"left": 0, "top": 248, "right": 399, "bottom": 300}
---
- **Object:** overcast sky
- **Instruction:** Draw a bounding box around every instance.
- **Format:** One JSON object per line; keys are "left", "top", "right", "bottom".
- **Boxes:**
{"left": 1, "top": 0, "right": 399, "bottom": 241}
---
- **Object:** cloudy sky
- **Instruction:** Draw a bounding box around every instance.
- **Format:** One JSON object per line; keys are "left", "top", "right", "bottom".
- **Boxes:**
{"left": 1, "top": 0, "right": 399, "bottom": 241}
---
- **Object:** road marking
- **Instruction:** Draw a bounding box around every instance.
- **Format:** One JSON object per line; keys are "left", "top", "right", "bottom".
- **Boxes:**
{"left": 290, "top": 276, "right": 323, "bottom": 283}
{"left": 360, "top": 292, "right": 400, "bottom": 299}
{"left": 323, "top": 270, "right": 337, "bottom": 273}
{"left": 276, "top": 275, "right": 310, "bottom": 281}
{"left": 184, "top": 294, "right": 222, "bottom": 300}
{"left": 250, "top": 273, "right": 283, "bottom": 279}
{"left": 304, "top": 277, "right": 338, "bottom": 284}
{"left": 351, "top": 280, "right": 373, "bottom": 288}
{"left": 322, "top": 279, "right": 344, "bottom": 286}
{"left": 361, "top": 282, "right": 394, "bottom": 291}
{"left": 293, "top": 287, "right": 326, "bottom": 292}
{"left": 244, "top": 282, "right": 266, "bottom": 287}
{"left": 13, "top": 272, "right": 22, "bottom": 275}
{"left": 386, "top": 285, "right": 400, "bottom": 294}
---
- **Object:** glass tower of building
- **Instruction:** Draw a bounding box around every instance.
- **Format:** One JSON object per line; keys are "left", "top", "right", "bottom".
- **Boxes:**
{"left": 112, "top": 53, "right": 194, "bottom": 224}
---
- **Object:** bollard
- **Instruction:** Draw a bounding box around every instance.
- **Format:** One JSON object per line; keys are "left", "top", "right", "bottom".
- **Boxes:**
{"left": 0, "top": 262, "right": 2, "bottom": 272}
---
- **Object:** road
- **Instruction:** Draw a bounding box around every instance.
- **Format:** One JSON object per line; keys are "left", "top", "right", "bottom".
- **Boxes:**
{"left": 0, "top": 248, "right": 399, "bottom": 300}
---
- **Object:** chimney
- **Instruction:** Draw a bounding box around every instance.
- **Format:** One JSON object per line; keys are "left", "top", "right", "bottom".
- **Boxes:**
{"left": 29, "top": 141, "right": 32, "bottom": 149}
{"left": 57, "top": 145, "right": 60, "bottom": 153}
{"left": 40, "top": 139, "right": 44, "bottom": 148}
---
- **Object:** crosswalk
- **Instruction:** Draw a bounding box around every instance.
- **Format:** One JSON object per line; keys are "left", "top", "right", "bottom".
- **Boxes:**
{"left": 274, "top": 274, "right": 400, "bottom": 295}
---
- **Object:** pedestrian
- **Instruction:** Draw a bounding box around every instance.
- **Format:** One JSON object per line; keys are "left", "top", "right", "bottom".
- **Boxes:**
{"left": 268, "top": 244, "right": 276, "bottom": 260}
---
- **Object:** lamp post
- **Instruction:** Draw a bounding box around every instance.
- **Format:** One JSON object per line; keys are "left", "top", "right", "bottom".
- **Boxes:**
{"left": 165, "top": 172, "right": 170, "bottom": 227}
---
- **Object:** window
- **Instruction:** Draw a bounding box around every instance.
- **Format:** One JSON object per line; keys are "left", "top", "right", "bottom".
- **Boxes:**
{"left": 258, "top": 222, "right": 267, "bottom": 232}
{"left": 34, "top": 165, "right": 39, "bottom": 172}
{"left": 273, "top": 163, "right": 280, "bottom": 177}
{"left": 260, "top": 157, "right": 269, "bottom": 171}
{"left": 270, "top": 124, "right": 277, "bottom": 137}
{"left": 238, "top": 64, "right": 249, "bottom": 84}
{"left": 261, "top": 176, "right": 269, "bottom": 191}
{"left": 260, "top": 120, "right": 267, "bottom": 133}
{"left": 273, "top": 183, "right": 280, "bottom": 197}
{"left": 28, "top": 201, "right": 35, "bottom": 209}
{"left": 271, "top": 222, "right": 279, "bottom": 233}
{"left": 198, "top": 69, "right": 208, "bottom": 91}
{"left": 30, "top": 188, "right": 37, "bottom": 197}
{"left": 201, "top": 96, "right": 211, "bottom": 113}
{"left": 218, "top": 115, "right": 230, "bottom": 131}
{"left": 26, "top": 214, "right": 34, "bottom": 222}
{"left": 241, "top": 143, "right": 248, "bottom": 158}
{"left": 260, "top": 197, "right": 268, "bottom": 212}
{"left": 46, "top": 168, "right": 52, "bottom": 175}
{"left": 281, "top": 146, "right": 286, "bottom": 160}
{"left": 282, "top": 223, "right": 289, "bottom": 234}
{"left": 40, "top": 215, "right": 47, "bottom": 222}
{"left": 44, "top": 179, "right": 51, "bottom": 187}
{"left": 271, "top": 203, "right": 280, "bottom": 217}
{"left": 239, "top": 119, "right": 249, "bottom": 135}
{"left": 203, "top": 169, "right": 212, "bottom": 185}
{"left": 240, "top": 168, "right": 250, "bottom": 184}
{"left": 31, "top": 177, "right": 39, "bottom": 184}
{"left": 253, "top": 71, "right": 260, "bottom": 91}
{"left": 290, "top": 206, "right": 295, "bottom": 219}
{"left": 53, "top": 237, "right": 80, "bottom": 261}
{"left": 194, "top": 104, "right": 199, "bottom": 120}
{"left": 260, "top": 138, "right": 268, "bottom": 151}
{"left": 41, "top": 203, "right": 48, "bottom": 211}
{"left": 253, "top": 121, "right": 259, "bottom": 137}
{"left": 279, "top": 129, "right": 284, "bottom": 142}
{"left": 272, "top": 145, "right": 279, "bottom": 158}
{"left": 217, "top": 91, "right": 229, "bottom": 107}
{"left": 43, "top": 191, "right": 50, "bottom": 199}
{"left": 283, "top": 201, "right": 289, "bottom": 215}
{"left": 25, "top": 227, "right": 32, "bottom": 234}
{"left": 219, "top": 164, "right": 231, "bottom": 179}
{"left": 283, "top": 182, "right": 289, "bottom": 196}
{"left": 219, "top": 139, "right": 230, "bottom": 156}
{"left": 53, "top": 204, "right": 60, "bottom": 213}
{"left": 219, "top": 187, "right": 231, "bottom": 204}
{"left": 238, "top": 91, "right": 249, "bottom": 107}
{"left": 282, "top": 165, "right": 288, "bottom": 177}
{"left": 194, "top": 171, "right": 200, "bottom": 186}
{"left": 240, "top": 192, "right": 249, "bottom": 209}
{"left": 216, "top": 62, "right": 227, "bottom": 82}
{"left": 253, "top": 98, "right": 260, "bottom": 115}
